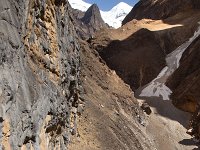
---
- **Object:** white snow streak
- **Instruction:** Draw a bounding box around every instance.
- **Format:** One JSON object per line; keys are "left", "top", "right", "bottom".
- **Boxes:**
{"left": 140, "top": 27, "right": 200, "bottom": 100}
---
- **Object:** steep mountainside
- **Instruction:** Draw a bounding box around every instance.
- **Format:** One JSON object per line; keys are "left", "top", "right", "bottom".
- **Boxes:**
{"left": 121, "top": 0, "right": 200, "bottom": 142}
{"left": 69, "top": 40, "right": 156, "bottom": 150}
{"left": 122, "top": 0, "right": 197, "bottom": 25}
{"left": 0, "top": 0, "right": 80, "bottom": 149}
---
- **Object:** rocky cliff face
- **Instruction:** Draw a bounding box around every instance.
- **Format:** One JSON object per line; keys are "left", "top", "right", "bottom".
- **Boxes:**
{"left": 71, "top": 4, "right": 108, "bottom": 40}
{"left": 0, "top": 0, "right": 80, "bottom": 149}
{"left": 122, "top": 0, "right": 198, "bottom": 25}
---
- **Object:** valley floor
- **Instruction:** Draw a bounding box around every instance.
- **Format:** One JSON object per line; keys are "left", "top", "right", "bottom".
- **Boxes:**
{"left": 136, "top": 96, "right": 198, "bottom": 150}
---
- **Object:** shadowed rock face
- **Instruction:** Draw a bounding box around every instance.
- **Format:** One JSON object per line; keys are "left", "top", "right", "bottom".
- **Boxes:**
{"left": 94, "top": 18, "right": 200, "bottom": 90}
{"left": 122, "top": 0, "right": 195, "bottom": 25}
{"left": 0, "top": 0, "right": 80, "bottom": 149}
{"left": 97, "top": 29, "right": 166, "bottom": 91}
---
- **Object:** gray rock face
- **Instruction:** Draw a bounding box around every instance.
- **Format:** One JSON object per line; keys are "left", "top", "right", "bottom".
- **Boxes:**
{"left": 0, "top": 0, "right": 80, "bottom": 149}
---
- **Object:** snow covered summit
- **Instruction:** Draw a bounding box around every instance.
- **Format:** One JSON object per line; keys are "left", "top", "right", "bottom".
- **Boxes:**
{"left": 68, "top": 0, "right": 91, "bottom": 12}
{"left": 101, "top": 2, "right": 132, "bottom": 28}
{"left": 68, "top": 0, "right": 133, "bottom": 28}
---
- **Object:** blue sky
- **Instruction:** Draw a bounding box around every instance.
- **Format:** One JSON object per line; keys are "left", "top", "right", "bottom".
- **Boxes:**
{"left": 84, "top": 0, "right": 139, "bottom": 11}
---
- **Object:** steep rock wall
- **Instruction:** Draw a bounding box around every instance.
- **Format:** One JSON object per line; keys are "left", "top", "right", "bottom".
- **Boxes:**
{"left": 0, "top": 0, "right": 80, "bottom": 149}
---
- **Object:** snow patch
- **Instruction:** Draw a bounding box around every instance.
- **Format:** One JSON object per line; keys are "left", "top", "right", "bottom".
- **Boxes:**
{"left": 140, "top": 81, "right": 172, "bottom": 100}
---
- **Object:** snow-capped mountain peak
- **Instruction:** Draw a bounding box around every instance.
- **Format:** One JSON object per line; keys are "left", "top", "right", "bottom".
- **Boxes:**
{"left": 69, "top": 0, "right": 133, "bottom": 28}
{"left": 101, "top": 2, "right": 132, "bottom": 28}
{"left": 110, "top": 2, "right": 132, "bottom": 13}
{"left": 68, "top": 0, "right": 91, "bottom": 12}
{"left": 111, "top": 2, "right": 132, "bottom": 18}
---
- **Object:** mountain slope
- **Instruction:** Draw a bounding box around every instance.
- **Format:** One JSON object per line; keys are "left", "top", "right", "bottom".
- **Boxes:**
{"left": 69, "top": 40, "right": 156, "bottom": 150}
{"left": 87, "top": 1, "right": 200, "bottom": 148}
{"left": 92, "top": 9, "right": 200, "bottom": 91}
